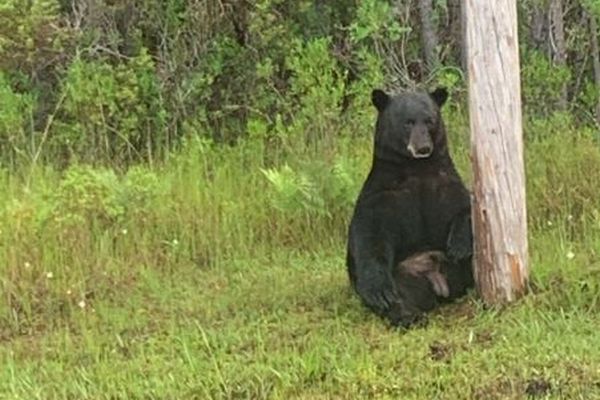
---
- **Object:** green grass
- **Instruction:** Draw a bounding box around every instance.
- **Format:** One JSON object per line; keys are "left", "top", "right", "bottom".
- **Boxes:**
{"left": 2, "top": 117, "right": 600, "bottom": 399}
{"left": 2, "top": 237, "right": 600, "bottom": 399}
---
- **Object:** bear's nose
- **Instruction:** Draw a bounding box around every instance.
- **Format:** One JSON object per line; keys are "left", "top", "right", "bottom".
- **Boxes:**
{"left": 416, "top": 146, "right": 432, "bottom": 156}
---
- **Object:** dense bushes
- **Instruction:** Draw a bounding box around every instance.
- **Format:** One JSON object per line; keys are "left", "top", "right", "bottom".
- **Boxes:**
{"left": 0, "top": 0, "right": 599, "bottom": 167}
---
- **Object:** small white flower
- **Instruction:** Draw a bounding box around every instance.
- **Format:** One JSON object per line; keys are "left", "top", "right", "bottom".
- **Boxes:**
{"left": 567, "top": 215, "right": 573, "bottom": 222}
{"left": 547, "top": 221, "right": 553, "bottom": 226}
{"left": 566, "top": 251, "right": 575, "bottom": 260}
{"left": 24, "top": 261, "right": 31, "bottom": 269}
{"left": 172, "top": 239, "right": 179, "bottom": 246}
{"left": 78, "top": 300, "right": 86, "bottom": 309}
{"left": 121, "top": 228, "right": 128, "bottom": 235}
{"left": 66, "top": 289, "right": 72, "bottom": 295}
{"left": 46, "top": 271, "right": 53, "bottom": 279}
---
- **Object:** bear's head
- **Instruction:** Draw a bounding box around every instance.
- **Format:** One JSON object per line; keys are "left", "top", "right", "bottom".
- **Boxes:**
{"left": 371, "top": 87, "right": 448, "bottom": 162}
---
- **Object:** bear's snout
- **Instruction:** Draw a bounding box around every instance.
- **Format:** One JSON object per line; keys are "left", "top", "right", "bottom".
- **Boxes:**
{"left": 407, "top": 128, "right": 433, "bottom": 159}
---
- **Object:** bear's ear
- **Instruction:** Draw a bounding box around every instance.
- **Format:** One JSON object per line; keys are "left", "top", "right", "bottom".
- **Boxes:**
{"left": 371, "top": 89, "right": 390, "bottom": 112}
{"left": 430, "top": 87, "right": 448, "bottom": 107}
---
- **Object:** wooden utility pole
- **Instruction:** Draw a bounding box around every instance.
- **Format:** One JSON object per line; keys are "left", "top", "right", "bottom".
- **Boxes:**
{"left": 465, "top": 0, "right": 529, "bottom": 304}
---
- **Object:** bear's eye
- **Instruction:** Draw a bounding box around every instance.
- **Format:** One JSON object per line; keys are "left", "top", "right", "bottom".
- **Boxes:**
{"left": 405, "top": 119, "right": 415, "bottom": 127}
{"left": 425, "top": 117, "right": 434, "bottom": 125}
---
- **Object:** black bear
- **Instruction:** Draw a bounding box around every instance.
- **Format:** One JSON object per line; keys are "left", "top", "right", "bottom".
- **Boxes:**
{"left": 346, "top": 87, "right": 473, "bottom": 327}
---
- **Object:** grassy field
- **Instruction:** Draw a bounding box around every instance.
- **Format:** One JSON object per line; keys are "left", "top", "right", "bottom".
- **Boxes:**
{"left": 2, "top": 114, "right": 600, "bottom": 399}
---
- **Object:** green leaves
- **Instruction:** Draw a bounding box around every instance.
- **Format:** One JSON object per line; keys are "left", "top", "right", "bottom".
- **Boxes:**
{"left": 52, "top": 166, "right": 124, "bottom": 227}
{"left": 0, "top": 73, "right": 32, "bottom": 142}
{"left": 260, "top": 156, "right": 363, "bottom": 217}
{"left": 521, "top": 51, "right": 572, "bottom": 117}
{"left": 0, "top": 0, "right": 67, "bottom": 73}
{"left": 261, "top": 164, "right": 326, "bottom": 215}
{"left": 350, "top": 0, "right": 410, "bottom": 43}
{"left": 583, "top": 0, "right": 600, "bottom": 17}
{"left": 57, "top": 51, "right": 166, "bottom": 163}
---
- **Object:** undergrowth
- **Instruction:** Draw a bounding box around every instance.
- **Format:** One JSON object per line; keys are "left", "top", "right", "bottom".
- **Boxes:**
{"left": 2, "top": 109, "right": 600, "bottom": 398}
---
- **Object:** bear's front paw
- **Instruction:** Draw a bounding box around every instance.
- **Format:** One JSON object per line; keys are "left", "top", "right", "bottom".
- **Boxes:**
{"left": 387, "top": 303, "right": 426, "bottom": 329}
{"left": 356, "top": 272, "right": 399, "bottom": 315}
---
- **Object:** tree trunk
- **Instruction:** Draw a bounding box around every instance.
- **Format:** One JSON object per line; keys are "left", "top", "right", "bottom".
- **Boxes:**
{"left": 549, "top": 0, "right": 568, "bottom": 110}
{"left": 530, "top": 4, "right": 547, "bottom": 51}
{"left": 448, "top": 0, "right": 466, "bottom": 70}
{"left": 418, "top": 0, "right": 439, "bottom": 72}
{"left": 465, "top": 0, "right": 529, "bottom": 304}
{"left": 589, "top": 12, "right": 600, "bottom": 126}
